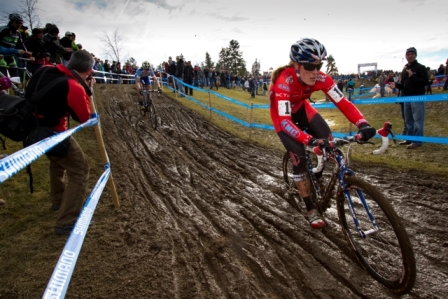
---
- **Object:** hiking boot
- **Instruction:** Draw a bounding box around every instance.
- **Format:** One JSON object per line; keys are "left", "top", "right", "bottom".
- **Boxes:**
{"left": 55, "top": 225, "right": 73, "bottom": 235}
{"left": 398, "top": 141, "right": 411, "bottom": 145}
{"left": 54, "top": 219, "right": 95, "bottom": 235}
{"left": 307, "top": 209, "right": 326, "bottom": 229}
{"left": 406, "top": 143, "right": 422, "bottom": 150}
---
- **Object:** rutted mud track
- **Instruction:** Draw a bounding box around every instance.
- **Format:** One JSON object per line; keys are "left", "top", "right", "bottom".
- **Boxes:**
{"left": 71, "top": 85, "right": 448, "bottom": 298}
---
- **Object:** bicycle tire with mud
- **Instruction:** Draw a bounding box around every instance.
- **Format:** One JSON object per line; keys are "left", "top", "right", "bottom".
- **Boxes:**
{"left": 336, "top": 175, "right": 416, "bottom": 294}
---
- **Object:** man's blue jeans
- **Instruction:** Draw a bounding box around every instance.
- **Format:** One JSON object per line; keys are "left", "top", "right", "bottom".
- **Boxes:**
{"left": 175, "top": 77, "right": 185, "bottom": 94}
{"left": 380, "top": 85, "right": 385, "bottom": 97}
{"left": 404, "top": 102, "right": 424, "bottom": 145}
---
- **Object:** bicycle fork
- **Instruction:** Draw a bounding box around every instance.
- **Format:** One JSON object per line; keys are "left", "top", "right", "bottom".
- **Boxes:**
{"left": 340, "top": 178, "right": 380, "bottom": 238}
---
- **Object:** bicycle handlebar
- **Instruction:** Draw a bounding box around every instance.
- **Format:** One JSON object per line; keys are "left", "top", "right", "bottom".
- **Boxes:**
{"left": 310, "top": 121, "right": 395, "bottom": 173}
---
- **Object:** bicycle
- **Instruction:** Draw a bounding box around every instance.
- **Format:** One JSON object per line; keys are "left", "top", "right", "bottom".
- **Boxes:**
{"left": 282, "top": 122, "right": 415, "bottom": 295}
{"left": 137, "top": 87, "right": 160, "bottom": 130}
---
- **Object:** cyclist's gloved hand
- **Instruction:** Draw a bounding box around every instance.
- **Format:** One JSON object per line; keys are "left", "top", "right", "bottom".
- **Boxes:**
{"left": 308, "top": 138, "right": 334, "bottom": 153}
{"left": 139, "top": 89, "right": 143, "bottom": 95}
{"left": 358, "top": 123, "right": 376, "bottom": 141}
{"left": 157, "top": 87, "right": 162, "bottom": 93}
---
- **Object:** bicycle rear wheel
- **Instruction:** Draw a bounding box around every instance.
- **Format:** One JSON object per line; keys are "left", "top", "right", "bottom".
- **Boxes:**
{"left": 147, "top": 100, "right": 157, "bottom": 130}
{"left": 336, "top": 176, "right": 416, "bottom": 294}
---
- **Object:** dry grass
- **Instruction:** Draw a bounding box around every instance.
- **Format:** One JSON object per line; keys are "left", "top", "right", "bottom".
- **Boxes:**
{"left": 166, "top": 82, "right": 448, "bottom": 176}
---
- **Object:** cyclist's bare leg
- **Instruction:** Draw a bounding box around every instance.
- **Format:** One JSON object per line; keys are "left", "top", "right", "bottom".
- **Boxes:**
{"left": 295, "top": 174, "right": 326, "bottom": 228}
{"left": 136, "top": 80, "right": 143, "bottom": 105}
{"left": 295, "top": 179, "right": 310, "bottom": 198}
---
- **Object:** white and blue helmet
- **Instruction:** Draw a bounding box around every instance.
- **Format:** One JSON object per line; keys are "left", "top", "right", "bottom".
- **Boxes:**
{"left": 290, "top": 38, "right": 327, "bottom": 63}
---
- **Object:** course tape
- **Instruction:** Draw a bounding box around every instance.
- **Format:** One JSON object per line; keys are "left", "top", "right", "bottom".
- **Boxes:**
{"left": 0, "top": 117, "right": 99, "bottom": 184}
{"left": 42, "top": 167, "right": 111, "bottom": 299}
{"left": 169, "top": 75, "right": 448, "bottom": 109}
{"left": 167, "top": 76, "right": 448, "bottom": 144}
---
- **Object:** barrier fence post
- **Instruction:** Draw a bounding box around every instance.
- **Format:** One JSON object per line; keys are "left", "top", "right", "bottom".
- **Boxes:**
{"left": 90, "top": 91, "right": 121, "bottom": 209}
{"left": 249, "top": 103, "right": 253, "bottom": 140}
{"left": 208, "top": 91, "right": 212, "bottom": 119}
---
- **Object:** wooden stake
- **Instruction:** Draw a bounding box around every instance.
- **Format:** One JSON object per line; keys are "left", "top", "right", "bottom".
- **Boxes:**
{"left": 90, "top": 91, "right": 120, "bottom": 208}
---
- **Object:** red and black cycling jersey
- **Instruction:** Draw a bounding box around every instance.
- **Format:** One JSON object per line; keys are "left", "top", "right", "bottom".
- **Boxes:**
{"left": 269, "top": 67, "right": 367, "bottom": 145}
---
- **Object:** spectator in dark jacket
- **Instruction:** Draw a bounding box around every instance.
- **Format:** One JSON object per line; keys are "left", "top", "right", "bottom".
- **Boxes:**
{"left": 168, "top": 58, "right": 176, "bottom": 90}
{"left": 175, "top": 56, "right": 185, "bottom": 95}
{"left": 394, "top": 47, "right": 428, "bottom": 149}
{"left": 59, "top": 31, "right": 73, "bottom": 66}
{"left": 24, "top": 28, "right": 46, "bottom": 74}
{"left": 249, "top": 77, "right": 256, "bottom": 98}
{"left": 42, "top": 25, "right": 72, "bottom": 64}
{"left": 183, "top": 61, "right": 194, "bottom": 95}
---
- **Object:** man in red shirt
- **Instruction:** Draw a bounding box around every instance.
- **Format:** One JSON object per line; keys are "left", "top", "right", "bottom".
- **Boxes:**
{"left": 270, "top": 38, "right": 376, "bottom": 229}
{"left": 25, "top": 50, "right": 94, "bottom": 235}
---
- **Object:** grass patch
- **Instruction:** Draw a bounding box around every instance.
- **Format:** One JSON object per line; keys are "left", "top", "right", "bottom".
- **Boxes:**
{"left": 165, "top": 82, "right": 448, "bottom": 176}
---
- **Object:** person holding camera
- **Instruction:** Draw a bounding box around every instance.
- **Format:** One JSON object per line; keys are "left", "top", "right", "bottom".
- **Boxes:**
{"left": 392, "top": 47, "right": 428, "bottom": 149}
{"left": 24, "top": 50, "right": 95, "bottom": 235}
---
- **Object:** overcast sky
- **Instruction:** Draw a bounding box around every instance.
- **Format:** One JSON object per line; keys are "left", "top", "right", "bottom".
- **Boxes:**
{"left": 3, "top": 0, "right": 448, "bottom": 73}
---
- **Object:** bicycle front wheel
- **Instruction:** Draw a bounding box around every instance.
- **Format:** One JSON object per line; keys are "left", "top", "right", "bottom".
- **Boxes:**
{"left": 138, "top": 97, "right": 146, "bottom": 117}
{"left": 336, "top": 176, "right": 416, "bottom": 294}
{"left": 282, "top": 151, "right": 302, "bottom": 212}
{"left": 147, "top": 100, "right": 157, "bottom": 130}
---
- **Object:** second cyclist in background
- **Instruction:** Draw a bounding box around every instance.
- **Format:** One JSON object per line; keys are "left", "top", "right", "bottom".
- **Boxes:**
{"left": 135, "top": 61, "right": 161, "bottom": 110}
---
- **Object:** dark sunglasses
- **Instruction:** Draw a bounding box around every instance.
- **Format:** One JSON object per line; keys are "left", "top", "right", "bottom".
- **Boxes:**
{"left": 302, "top": 63, "right": 323, "bottom": 71}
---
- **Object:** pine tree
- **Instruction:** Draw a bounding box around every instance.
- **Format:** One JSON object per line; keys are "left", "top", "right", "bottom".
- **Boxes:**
{"left": 216, "top": 40, "right": 246, "bottom": 76}
{"left": 205, "top": 52, "right": 214, "bottom": 69}
{"left": 325, "top": 55, "right": 339, "bottom": 76}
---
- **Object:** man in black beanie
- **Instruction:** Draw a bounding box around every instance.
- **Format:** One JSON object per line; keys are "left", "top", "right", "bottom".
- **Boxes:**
{"left": 394, "top": 47, "right": 428, "bottom": 149}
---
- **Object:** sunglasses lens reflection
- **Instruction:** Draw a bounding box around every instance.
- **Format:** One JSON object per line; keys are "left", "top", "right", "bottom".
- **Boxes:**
{"left": 303, "top": 63, "right": 323, "bottom": 71}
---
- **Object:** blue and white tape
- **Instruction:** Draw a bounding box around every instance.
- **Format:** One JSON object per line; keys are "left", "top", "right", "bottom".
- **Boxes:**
{"left": 0, "top": 117, "right": 98, "bottom": 184}
{"left": 42, "top": 168, "right": 111, "bottom": 299}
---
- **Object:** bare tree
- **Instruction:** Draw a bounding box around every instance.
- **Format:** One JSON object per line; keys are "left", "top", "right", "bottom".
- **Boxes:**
{"left": 1, "top": 0, "right": 42, "bottom": 30}
{"left": 19, "top": 0, "right": 42, "bottom": 30}
{"left": 100, "top": 29, "right": 126, "bottom": 63}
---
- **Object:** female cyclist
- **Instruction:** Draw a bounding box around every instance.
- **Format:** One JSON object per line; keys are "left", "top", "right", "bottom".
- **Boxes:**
{"left": 270, "top": 38, "right": 377, "bottom": 229}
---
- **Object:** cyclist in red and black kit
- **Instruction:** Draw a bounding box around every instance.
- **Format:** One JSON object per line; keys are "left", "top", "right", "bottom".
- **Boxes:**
{"left": 270, "top": 38, "right": 377, "bottom": 229}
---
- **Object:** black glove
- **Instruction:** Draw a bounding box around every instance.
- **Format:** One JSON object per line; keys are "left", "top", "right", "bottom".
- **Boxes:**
{"left": 358, "top": 124, "right": 376, "bottom": 141}
{"left": 139, "top": 89, "right": 143, "bottom": 95}
{"left": 157, "top": 87, "right": 162, "bottom": 93}
{"left": 308, "top": 138, "right": 334, "bottom": 153}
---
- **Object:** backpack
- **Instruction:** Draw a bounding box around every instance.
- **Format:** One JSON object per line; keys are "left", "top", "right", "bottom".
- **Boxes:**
{"left": 0, "top": 67, "right": 69, "bottom": 193}
{"left": 0, "top": 67, "right": 69, "bottom": 143}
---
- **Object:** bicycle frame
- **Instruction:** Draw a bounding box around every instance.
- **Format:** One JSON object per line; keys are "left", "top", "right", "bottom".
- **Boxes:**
{"left": 307, "top": 142, "right": 380, "bottom": 239}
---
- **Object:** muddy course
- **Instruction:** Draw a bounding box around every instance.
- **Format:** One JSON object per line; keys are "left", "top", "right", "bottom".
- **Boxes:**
{"left": 49, "top": 85, "right": 448, "bottom": 298}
